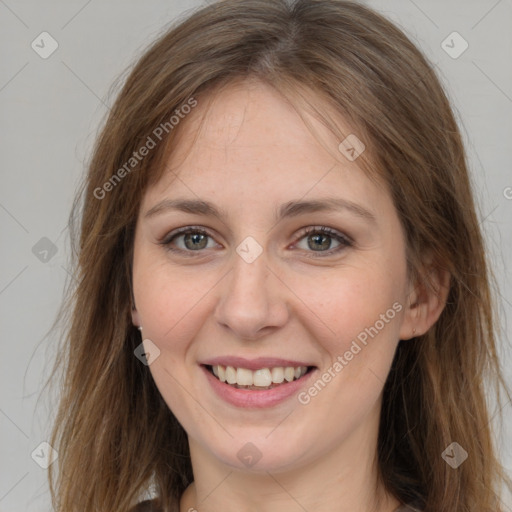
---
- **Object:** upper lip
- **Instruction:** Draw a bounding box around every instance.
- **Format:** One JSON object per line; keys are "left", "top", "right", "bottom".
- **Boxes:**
{"left": 200, "top": 356, "right": 315, "bottom": 371}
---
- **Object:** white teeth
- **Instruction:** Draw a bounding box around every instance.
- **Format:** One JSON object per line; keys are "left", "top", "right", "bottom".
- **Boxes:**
{"left": 225, "top": 366, "right": 237, "bottom": 384}
{"left": 271, "top": 367, "right": 284, "bottom": 383}
{"left": 284, "top": 367, "right": 295, "bottom": 382}
{"left": 253, "top": 369, "right": 272, "bottom": 387}
{"left": 236, "top": 367, "right": 253, "bottom": 386}
{"left": 209, "top": 364, "right": 309, "bottom": 387}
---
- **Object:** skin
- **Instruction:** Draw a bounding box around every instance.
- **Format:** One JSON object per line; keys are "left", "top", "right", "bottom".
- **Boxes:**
{"left": 131, "top": 79, "right": 449, "bottom": 512}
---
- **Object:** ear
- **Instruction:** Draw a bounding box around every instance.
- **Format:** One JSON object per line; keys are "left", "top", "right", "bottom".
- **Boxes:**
{"left": 129, "top": 272, "right": 141, "bottom": 327}
{"left": 399, "top": 254, "right": 451, "bottom": 340}
{"left": 131, "top": 304, "right": 141, "bottom": 328}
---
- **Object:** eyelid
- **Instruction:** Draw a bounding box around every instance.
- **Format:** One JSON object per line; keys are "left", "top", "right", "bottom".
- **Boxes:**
{"left": 159, "top": 225, "right": 353, "bottom": 256}
{"left": 159, "top": 225, "right": 214, "bottom": 246}
{"left": 291, "top": 226, "right": 353, "bottom": 256}
{"left": 296, "top": 226, "right": 353, "bottom": 245}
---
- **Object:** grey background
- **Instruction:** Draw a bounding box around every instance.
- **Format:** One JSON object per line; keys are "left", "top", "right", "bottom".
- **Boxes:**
{"left": 1, "top": 0, "right": 511, "bottom": 510}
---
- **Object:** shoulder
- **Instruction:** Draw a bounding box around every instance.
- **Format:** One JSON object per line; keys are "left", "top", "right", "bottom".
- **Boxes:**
{"left": 128, "top": 499, "right": 164, "bottom": 512}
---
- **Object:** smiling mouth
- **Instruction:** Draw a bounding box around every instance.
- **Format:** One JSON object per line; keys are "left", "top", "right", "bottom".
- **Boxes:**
{"left": 204, "top": 364, "right": 316, "bottom": 390}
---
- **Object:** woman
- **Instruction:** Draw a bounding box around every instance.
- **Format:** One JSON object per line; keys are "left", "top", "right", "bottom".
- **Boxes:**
{"left": 44, "top": 1, "right": 511, "bottom": 511}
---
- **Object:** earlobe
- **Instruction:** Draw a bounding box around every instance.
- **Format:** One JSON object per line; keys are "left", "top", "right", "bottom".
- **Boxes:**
{"left": 131, "top": 306, "right": 141, "bottom": 328}
{"left": 130, "top": 279, "right": 140, "bottom": 324}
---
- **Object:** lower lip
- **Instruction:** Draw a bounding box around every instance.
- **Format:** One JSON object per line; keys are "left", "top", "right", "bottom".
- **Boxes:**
{"left": 201, "top": 365, "right": 317, "bottom": 408}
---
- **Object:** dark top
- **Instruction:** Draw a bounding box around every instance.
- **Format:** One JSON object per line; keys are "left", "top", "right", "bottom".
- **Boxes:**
{"left": 130, "top": 498, "right": 422, "bottom": 511}
{"left": 129, "top": 499, "right": 164, "bottom": 512}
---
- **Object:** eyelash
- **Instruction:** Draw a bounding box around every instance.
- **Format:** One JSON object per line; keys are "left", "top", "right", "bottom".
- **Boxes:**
{"left": 159, "top": 225, "right": 353, "bottom": 258}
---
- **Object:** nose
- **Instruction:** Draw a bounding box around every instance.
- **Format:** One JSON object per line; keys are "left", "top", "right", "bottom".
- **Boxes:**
{"left": 213, "top": 249, "right": 289, "bottom": 341}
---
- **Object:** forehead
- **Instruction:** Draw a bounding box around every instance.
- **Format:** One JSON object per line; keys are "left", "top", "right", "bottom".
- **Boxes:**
{"left": 142, "top": 80, "right": 389, "bottom": 218}
{"left": 169, "top": 80, "right": 339, "bottom": 168}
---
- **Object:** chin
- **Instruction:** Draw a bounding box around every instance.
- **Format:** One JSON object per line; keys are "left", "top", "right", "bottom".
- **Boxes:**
{"left": 207, "top": 435, "right": 311, "bottom": 474}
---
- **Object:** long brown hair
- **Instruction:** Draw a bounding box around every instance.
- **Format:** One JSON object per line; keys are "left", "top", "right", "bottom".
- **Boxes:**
{"left": 43, "top": 1, "right": 512, "bottom": 511}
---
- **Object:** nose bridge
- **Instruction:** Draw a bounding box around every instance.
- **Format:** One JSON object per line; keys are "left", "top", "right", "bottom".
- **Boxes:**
{"left": 213, "top": 245, "right": 288, "bottom": 339}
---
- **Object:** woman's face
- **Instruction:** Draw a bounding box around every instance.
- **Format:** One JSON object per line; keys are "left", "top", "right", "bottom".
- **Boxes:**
{"left": 131, "top": 80, "right": 419, "bottom": 474}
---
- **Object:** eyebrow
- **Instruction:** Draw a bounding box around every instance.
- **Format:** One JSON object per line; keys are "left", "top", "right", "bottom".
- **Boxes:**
{"left": 144, "top": 197, "right": 377, "bottom": 224}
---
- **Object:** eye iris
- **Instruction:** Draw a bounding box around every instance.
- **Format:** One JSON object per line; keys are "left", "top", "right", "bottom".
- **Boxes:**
{"left": 184, "top": 232, "right": 208, "bottom": 250}
{"left": 308, "top": 233, "right": 331, "bottom": 251}
{"left": 173, "top": 228, "right": 342, "bottom": 253}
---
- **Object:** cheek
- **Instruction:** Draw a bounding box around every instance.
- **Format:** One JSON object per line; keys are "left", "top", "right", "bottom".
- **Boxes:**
{"left": 135, "top": 268, "right": 210, "bottom": 350}
{"left": 133, "top": 261, "right": 214, "bottom": 421}
{"left": 291, "top": 270, "right": 404, "bottom": 435}
{"left": 295, "top": 266, "right": 404, "bottom": 344}
{"left": 292, "top": 266, "right": 406, "bottom": 408}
